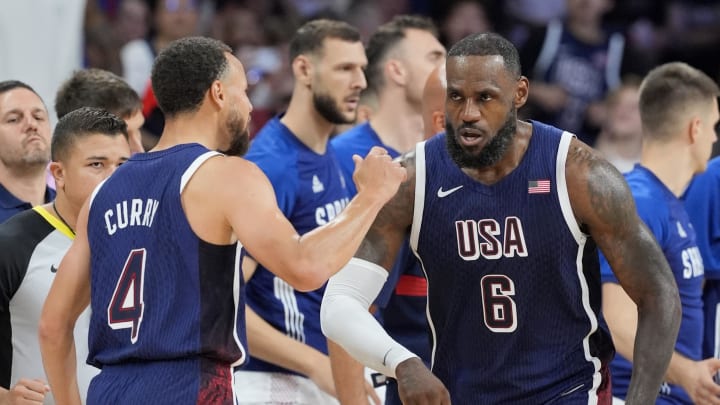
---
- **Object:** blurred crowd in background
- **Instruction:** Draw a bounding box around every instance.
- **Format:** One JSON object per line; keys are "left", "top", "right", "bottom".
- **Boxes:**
{"left": 2, "top": 0, "right": 720, "bottom": 155}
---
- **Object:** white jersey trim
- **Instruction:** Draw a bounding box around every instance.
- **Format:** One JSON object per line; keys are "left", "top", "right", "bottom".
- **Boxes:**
{"left": 88, "top": 178, "right": 108, "bottom": 211}
{"left": 410, "top": 141, "right": 427, "bottom": 251}
{"left": 556, "top": 132, "right": 586, "bottom": 244}
{"left": 232, "top": 243, "right": 247, "bottom": 367}
{"left": 557, "top": 131, "right": 602, "bottom": 403}
{"left": 274, "top": 277, "right": 306, "bottom": 343}
{"left": 180, "top": 151, "right": 223, "bottom": 193}
{"left": 408, "top": 140, "right": 439, "bottom": 370}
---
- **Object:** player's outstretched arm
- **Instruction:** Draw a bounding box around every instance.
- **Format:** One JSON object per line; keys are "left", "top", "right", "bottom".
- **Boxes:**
{"left": 38, "top": 200, "right": 92, "bottom": 405}
{"left": 321, "top": 152, "right": 450, "bottom": 405}
{"left": 185, "top": 146, "right": 405, "bottom": 292}
{"left": 565, "top": 139, "right": 681, "bottom": 405}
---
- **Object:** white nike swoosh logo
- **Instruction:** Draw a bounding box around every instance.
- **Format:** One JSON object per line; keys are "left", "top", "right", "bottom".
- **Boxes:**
{"left": 437, "top": 185, "right": 463, "bottom": 198}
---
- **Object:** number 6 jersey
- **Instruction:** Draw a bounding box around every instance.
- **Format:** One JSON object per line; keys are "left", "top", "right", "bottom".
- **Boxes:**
{"left": 86, "top": 144, "right": 247, "bottom": 369}
{"left": 410, "top": 122, "right": 613, "bottom": 404}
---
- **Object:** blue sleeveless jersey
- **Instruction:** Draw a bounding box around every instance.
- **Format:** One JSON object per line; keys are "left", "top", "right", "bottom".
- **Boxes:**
{"left": 86, "top": 143, "right": 247, "bottom": 369}
{"left": 602, "top": 165, "right": 704, "bottom": 404}
{"left": 331, "top": 122, "right": 400, "bottom": 196}
{"left": 411, "top": 122, "right": 612, "bottom": 403}
{"left": 684, "top": 157, "right": 720, "bottom": 359}
{"left": 243, "top": 117, "right": 350, "bottom": 374}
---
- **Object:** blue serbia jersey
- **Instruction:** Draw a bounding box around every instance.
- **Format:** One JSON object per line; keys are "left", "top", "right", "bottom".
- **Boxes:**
{"left": 411, "top": 123, "right": 613, "bottom": 403}
{"left": 684, "top": 157, "right": 720, "bottom": 359}
{"left": 86, "top": 144, "right": 247, "bottom": 368}
{"left": 602, "top": 165, "right": 704, "bottom": 404}
{"left": 243, "top": 117, "right": 350, "bottom": 374}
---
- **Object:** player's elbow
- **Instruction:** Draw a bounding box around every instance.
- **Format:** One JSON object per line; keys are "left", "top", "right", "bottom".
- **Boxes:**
{"left": 282, "top": 258, "right": 330, "bottom": 292}
{"left": 319, "top": 293, "right": 345, "bottom": 341}
{"left": 38, "top": 312, "right": 63, "bottom": 351}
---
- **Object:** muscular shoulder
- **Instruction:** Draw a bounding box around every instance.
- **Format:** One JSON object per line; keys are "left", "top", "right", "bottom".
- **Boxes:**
{"left": 564, "top": 138, "right": 635, "bottom": 231}
{"left": 193, "top": 155, "right": 271, "bottom": 193}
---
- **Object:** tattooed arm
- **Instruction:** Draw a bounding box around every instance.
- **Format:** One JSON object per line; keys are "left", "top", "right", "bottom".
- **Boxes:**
{"left": 321, "top": 152, "right": 450, "bottom": 405}
{"left": 565, "top": 139, "right": 681, "bottom": 405}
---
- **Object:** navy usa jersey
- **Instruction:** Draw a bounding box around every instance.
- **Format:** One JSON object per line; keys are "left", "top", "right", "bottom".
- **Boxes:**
{"left": 87, "top": 144, "right": 247, "bottom": 368}
{"left": 410, "top": 122, "right": 612, "bottom": 404}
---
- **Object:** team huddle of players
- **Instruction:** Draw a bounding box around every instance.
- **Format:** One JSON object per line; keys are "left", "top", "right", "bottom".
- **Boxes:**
{"left": 2, "top": 12, "right": 720, "bottom": 405}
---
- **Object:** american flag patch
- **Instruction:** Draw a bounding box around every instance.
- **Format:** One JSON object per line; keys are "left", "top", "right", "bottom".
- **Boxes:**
{"left": 528, "top": 180, "right": 551, "bottom": 194}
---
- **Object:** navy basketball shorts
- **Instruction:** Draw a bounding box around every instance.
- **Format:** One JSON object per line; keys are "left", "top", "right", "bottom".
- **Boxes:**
{"left": 87, "top": 357, "right": 235, "bottom": 404}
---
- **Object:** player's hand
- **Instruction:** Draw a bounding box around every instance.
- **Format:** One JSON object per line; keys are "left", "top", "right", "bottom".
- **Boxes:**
{"left": 396, "top": 357, "right": 451, "bottom": 405}
{"left": 6, "top": 378, "right": 50, "bottom": 404}
{"left": 676, "top": 357, "right": 720, "bottom": 405}
{"left": 352, "top": 146, "right": 407, "bottom": 205}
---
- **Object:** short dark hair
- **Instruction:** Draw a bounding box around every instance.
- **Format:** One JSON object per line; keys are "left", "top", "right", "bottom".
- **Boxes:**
{"left": 288, "top": 19, "right": 361, "bottom": 62}
{"left": 151, "top": 36, "right": 232, "bottom": 117}
{"left": 639, "top": 62, "right": 720, "bottom": 139}
{"left": 55, "top": 69, "right": 141, "bottom": 119}
{"left": 447, "top": 32, "right": 522, "bottom": 78}
{"left": 52, "top": 107, "right": 128, "bottom": 162}
{"left": 365, "top": 15, "right": 438, "bottom": 94}
{"left": 0, "top": 80, "right": 42, "bottom": 99}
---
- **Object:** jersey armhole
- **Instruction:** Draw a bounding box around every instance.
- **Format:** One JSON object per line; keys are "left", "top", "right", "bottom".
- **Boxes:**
{"left": 409, "top": 141, "right": 427, "bottom": 251}
{"left": 556, "top": 131, "right": 586, "bottom": 244}
{"left": 88, "top": 178, "right": 108, "bottom": 212}
{"left": 179, "top": 151, "right": 223, "bottom": 193}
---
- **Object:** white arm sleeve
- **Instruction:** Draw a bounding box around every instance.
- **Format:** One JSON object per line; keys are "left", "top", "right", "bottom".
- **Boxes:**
{"left": 320, "top": 258, "right": 419, "bottom": 378}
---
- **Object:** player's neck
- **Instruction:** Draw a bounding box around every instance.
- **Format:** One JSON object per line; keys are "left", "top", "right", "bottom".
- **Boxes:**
{"left": 370, "top": 96, "right": 424, "bottom": 154}
{"left": 281, "top": 95, "right": 334, "bottom": 154}
{"left": 641, "top": 142, "right": 696, "bottom": 197}
{"left": 154, "top": 115, "right": 220, "bottom": 152}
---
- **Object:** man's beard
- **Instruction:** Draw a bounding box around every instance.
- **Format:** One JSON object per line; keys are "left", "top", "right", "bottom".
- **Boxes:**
{"left": 0, "top": 138, "right": 50, "bottom": 169}
{"left": 219, "top": 111, "right": 250, "bottom": 156}
{"left": 445, "top": 108, "right": 517, "bottom": 169}
{"left": 313, "top": 91, "right": 354, "bottom": 125}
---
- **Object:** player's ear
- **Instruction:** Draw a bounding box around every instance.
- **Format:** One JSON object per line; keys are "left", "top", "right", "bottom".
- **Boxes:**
{"left": 386, "top": 59, "right": 407, "bottom": 87}
{"left": 431, "top": 111, "right": 445, "bottom": 138}
{"left": 209, "top": 80, "right": 225, "bottom": 110}
{"left": 515, "top": 76, "right": 529, "bottom": 108}
{"left": 293, "top": 55, "right": 313, "bottom": 87}
{"left": 688, "top": 116, "right": 702, "bottom": 144}
{"left": 49, "top": 161, "right": 65, "bottom": 190}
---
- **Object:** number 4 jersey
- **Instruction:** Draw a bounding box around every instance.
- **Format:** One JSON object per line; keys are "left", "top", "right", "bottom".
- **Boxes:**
{"left": 411, "top": 122, "right": 613, "bottom": 404}
{"left": 86, "top": 144, "right": 247, "bottom": 369}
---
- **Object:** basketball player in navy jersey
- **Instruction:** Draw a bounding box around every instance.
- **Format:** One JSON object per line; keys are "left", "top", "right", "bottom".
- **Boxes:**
{"left": 321, "top": 32, "right": 681, "bottom": 404}
{"left": 38, "top": 36, "right": 406, "bottom": 405}
{"left": 328, "top": 15, "right": 445, "bottom": 405}
{"left": 602, "top": 63, "right": 720, "bottom": 404}
{"left": 234, "top": 19, "right": 375, "bottom": 404}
